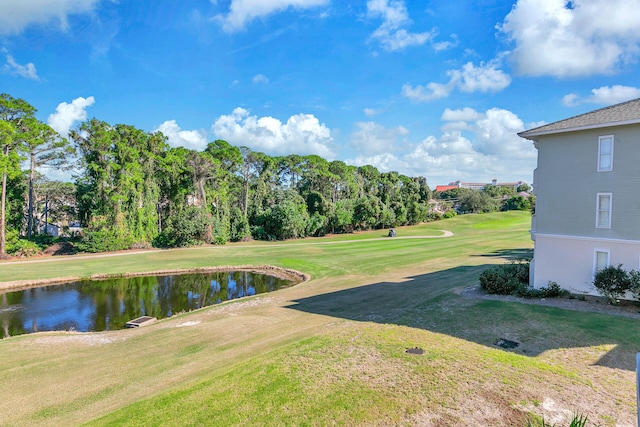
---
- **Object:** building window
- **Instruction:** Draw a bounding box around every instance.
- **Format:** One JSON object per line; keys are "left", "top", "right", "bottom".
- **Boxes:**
{"left": 594, "top": 250, "right": 610, "bottom": 274}
{"left": 596, "top": 193, "right": 612, "bottom": 228}
{"left": 598, "top": 135, "right": 613, "bottom": 171}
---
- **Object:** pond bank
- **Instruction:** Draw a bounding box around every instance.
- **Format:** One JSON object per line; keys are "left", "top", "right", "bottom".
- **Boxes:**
{"left": 0, "top": 265, "right": 309, "bottom": 292}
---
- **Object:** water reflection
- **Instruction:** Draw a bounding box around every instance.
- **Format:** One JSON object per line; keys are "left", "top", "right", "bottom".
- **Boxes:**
{"left": 0, "top": 271, "right": 293, "bottom": 337}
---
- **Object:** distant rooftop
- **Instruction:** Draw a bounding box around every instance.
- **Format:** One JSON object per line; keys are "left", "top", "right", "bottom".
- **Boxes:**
{"left": 435, "top": 185, "right": 458, "bottom": 192}
{"left": 435, "top": 180, "right": 525, "bottom": 191}
{"left": 519, "top": 97, "right": 640, "bottom": 140}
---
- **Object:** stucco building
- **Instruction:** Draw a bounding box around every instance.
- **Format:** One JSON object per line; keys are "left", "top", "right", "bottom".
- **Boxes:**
{"left": 519, "top": 97, "right": 640, "bottom": 295}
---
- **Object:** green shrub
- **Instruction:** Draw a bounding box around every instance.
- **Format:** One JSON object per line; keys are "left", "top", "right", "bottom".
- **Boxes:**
{"left": 212, "top": 235, "right": 227, "bottom": 245}
{"left": 480, "top": 267, "right": 520, "bottom": 294}
{"left": 425, "top": 211, "right": 442, "bottom": 221}
{"left": 628, "top": 269, "right": 640, "bottom": 303}
{"left": 30, "top": 233, "right": 55, "bottom": 248}
{"left": 7, "top": 238, "right": 42, "bottom": 257}
{"left": 5, "top": 228, "right": 20, "bottom": 251}
{"left": 479, "top": 260, "right": 529, "bottom": 295}
{"left": 443, "top": 209, "right": 457, "bottom": 218}
{"left": 154, "top": 206, "right": 212, "bottom": 248}
{"left": 538, "top": 281, "right": 567, "bottom": 298}
{"left": 229, "top": 208, "right": 251, "bottom": 242}
{"left": 517, "top": 281, "right": 569, "bottom": 299}
{"left": 592, "top": 264, "right": 631, "bottom": 304}
{"left": 250, "top": 225, "right": 274, "bottom": 241}
{"left": 501, "top": 195, "right": 531, "bottom": 211}
{"left": 77, "top": 229, "right": 131, "bottom": 253}
{"left": 210, "top": 219, "right": 229, "bottom": 246}
{"left": 479, "top": 261, "right": 573, "bottom": 299}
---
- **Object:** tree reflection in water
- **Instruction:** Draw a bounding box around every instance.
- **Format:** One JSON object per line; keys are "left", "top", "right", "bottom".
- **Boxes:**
{"left": 0, "top": 271, "right": 292, "bottom": 337}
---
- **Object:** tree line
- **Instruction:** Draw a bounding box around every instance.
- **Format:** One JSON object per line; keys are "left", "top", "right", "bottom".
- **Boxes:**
{"left": 0, "top": 94, "right": 438, "bottom": 255}
{"left": 0, "top": 93, "right": 532, "bottom": 256}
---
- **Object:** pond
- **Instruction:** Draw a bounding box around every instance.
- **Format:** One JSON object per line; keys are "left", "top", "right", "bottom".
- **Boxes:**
{"left": 0, "top": 270, "right": 295, "bottom": 338}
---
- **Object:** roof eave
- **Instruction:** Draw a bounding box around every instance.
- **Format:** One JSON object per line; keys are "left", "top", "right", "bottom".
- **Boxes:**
{"left": 519, "top": 118, "right": 640, "bottom": 141}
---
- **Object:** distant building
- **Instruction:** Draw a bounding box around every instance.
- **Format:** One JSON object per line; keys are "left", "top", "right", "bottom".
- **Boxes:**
{"left": 435, "top": 179, "right": 526, "bottom": 192}
{"left": 40, "top": 223, "right": 60, "bottom": 237}
{"left": 40, "top": 221, "right": 83, "bottom": 237}
{"left": 68, "top": 222, "right": 83, "bottom": 236}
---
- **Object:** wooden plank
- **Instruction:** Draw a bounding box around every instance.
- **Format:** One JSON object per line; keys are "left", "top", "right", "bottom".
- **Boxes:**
{"left": 125, "top": 316, "right": 157, "bottom": 328}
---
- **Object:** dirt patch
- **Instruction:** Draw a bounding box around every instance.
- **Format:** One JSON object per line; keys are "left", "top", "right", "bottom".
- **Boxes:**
{"left": 43, "top": 242, "right": 76, "bottom": 256}
{"left": 20, "top": 331, "right": 125, "bottom": 348}
{"left": 460, "top": 285, "right": 640, "bottom": 320}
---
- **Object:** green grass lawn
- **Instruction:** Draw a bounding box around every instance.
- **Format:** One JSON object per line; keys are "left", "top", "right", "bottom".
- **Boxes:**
{"left": 0, "top": 211, "right": 637, "bottom": 426}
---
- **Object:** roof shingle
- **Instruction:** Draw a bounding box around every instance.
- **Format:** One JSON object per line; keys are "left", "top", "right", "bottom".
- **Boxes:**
{"left": 519, "top": 97, "right": 640, "bottom": 140}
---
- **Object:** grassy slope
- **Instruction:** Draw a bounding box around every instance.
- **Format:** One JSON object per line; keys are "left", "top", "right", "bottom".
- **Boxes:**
{"left": 0, "top": 211, "right": 637, "bottom": 426}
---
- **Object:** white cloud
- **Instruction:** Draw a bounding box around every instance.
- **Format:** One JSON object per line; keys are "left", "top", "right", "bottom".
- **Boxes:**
{"left": 350, "top": 122, "right": 408, "bottom": 155}
{"left": 588, "top": 85, "right": 640, "bottom": 104}
{"left": 367, "top": 0, "right": 434, "bottom": 51}
{"left": 563, "top": 85, "right": 640, "bottom": 107}
{"left": 212, "top": 107, "right": 335, "bottom": 158}
{"left": 47, "top": 96, "right": 95, "bottom": 138}
{"left": 215, "top": 0, "right": 329, "bottom": 33}
{"left": 474, "top": 108, "right": 532, "bottom": 158}
{"left": 499, "top": 0, "right": 640, "bottom": 77}
{"left": 252, "top": 74, "right": 269, "bottom": 84}
{"left": 349, "top": 107, "right": 536, "bottom": 184}
{"left": 154, "top": 120, "right": 208, "bottom": 151}
{"left": 432, "top": 34, "right": 459, "bottom": 52}
{"left": 350, "top": 152, "right": 406, "bottom": 174}
{"left": 562, "top": 93, "right": 580, "bottom": 107}
{"left": 401, "top": 81, "right": 451, "bottom": 102}
{"left": 441, "top": 107, "right": 485, "bottom": 122}
{"left": 363, "top": 107, "right": 383, "bottom": 116}
{"left": 2, "top": 50, "right": 39, "bottom": 80}
{"left": 402, "top": 59, "right": 511, "bottom": 102}
{"left": 440, "top": 108, "right": 485, "bottom": 133}
{"left": 450, "top": 61, "right": 511, "bottom": 93}
{"left": 0, "top": 0, "right": 99, "bottom": 35}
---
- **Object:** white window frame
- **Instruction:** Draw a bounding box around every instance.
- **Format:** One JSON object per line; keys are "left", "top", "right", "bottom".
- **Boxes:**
{"left": 593, "top": 248, "right": 611, "bottom": 276}
{"left": 594, "top": 249, "right": 610, "bottom": 276}
{"left": 598, "top": 135, "right": 614, "bottom": 172}
{"left": 596, "top": 192, "right": 612, "bottom": 228}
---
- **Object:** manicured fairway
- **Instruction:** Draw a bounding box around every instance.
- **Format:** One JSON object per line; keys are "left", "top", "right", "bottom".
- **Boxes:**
{"left": 0, "top": 211, "right": 637, "bottom": 426}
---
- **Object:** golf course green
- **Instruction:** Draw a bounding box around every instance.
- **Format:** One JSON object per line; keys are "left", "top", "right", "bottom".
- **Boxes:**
{"left": 0, "top": 211, "right": 636, "bottom": 426}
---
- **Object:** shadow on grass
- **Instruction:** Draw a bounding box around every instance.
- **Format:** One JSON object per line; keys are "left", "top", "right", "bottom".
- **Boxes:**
{"left": 475, "top": 248, "right": 533, "bottom": 260}
{"left": 287, "top": 263, "right": 640, "bottom": 371}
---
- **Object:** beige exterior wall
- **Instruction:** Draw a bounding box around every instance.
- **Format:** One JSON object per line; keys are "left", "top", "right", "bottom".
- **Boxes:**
{"left": 531, "top": 123, "right": 640, "bottom": 295}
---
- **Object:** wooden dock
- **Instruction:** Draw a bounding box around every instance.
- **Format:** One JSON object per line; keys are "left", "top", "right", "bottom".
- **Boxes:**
{"left": 125, "top": 316, "right": 157, "bottom": 328}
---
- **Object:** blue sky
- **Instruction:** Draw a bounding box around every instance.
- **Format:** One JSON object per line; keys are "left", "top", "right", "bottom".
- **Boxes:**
{"left": 2, "top": 0, "right": 640, "bottom": 186}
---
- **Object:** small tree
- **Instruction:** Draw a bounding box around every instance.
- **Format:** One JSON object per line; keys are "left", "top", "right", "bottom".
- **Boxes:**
{"left": 0, "top": 94, "right": 35, "bottom": 255}
{"left": 501, "top": 195, "right": 531, "bottom": 211}
{"left": 458, "top": 190, "right": 497, "bottom": 213}
{"left": 592, "top": 264, "right": 631, "bottom": 304}
{"left": 628, "top": 270, "right": 640, "bottom": 303}
{"left": 22, "top": 118, "right": 75, "bottom": 238}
